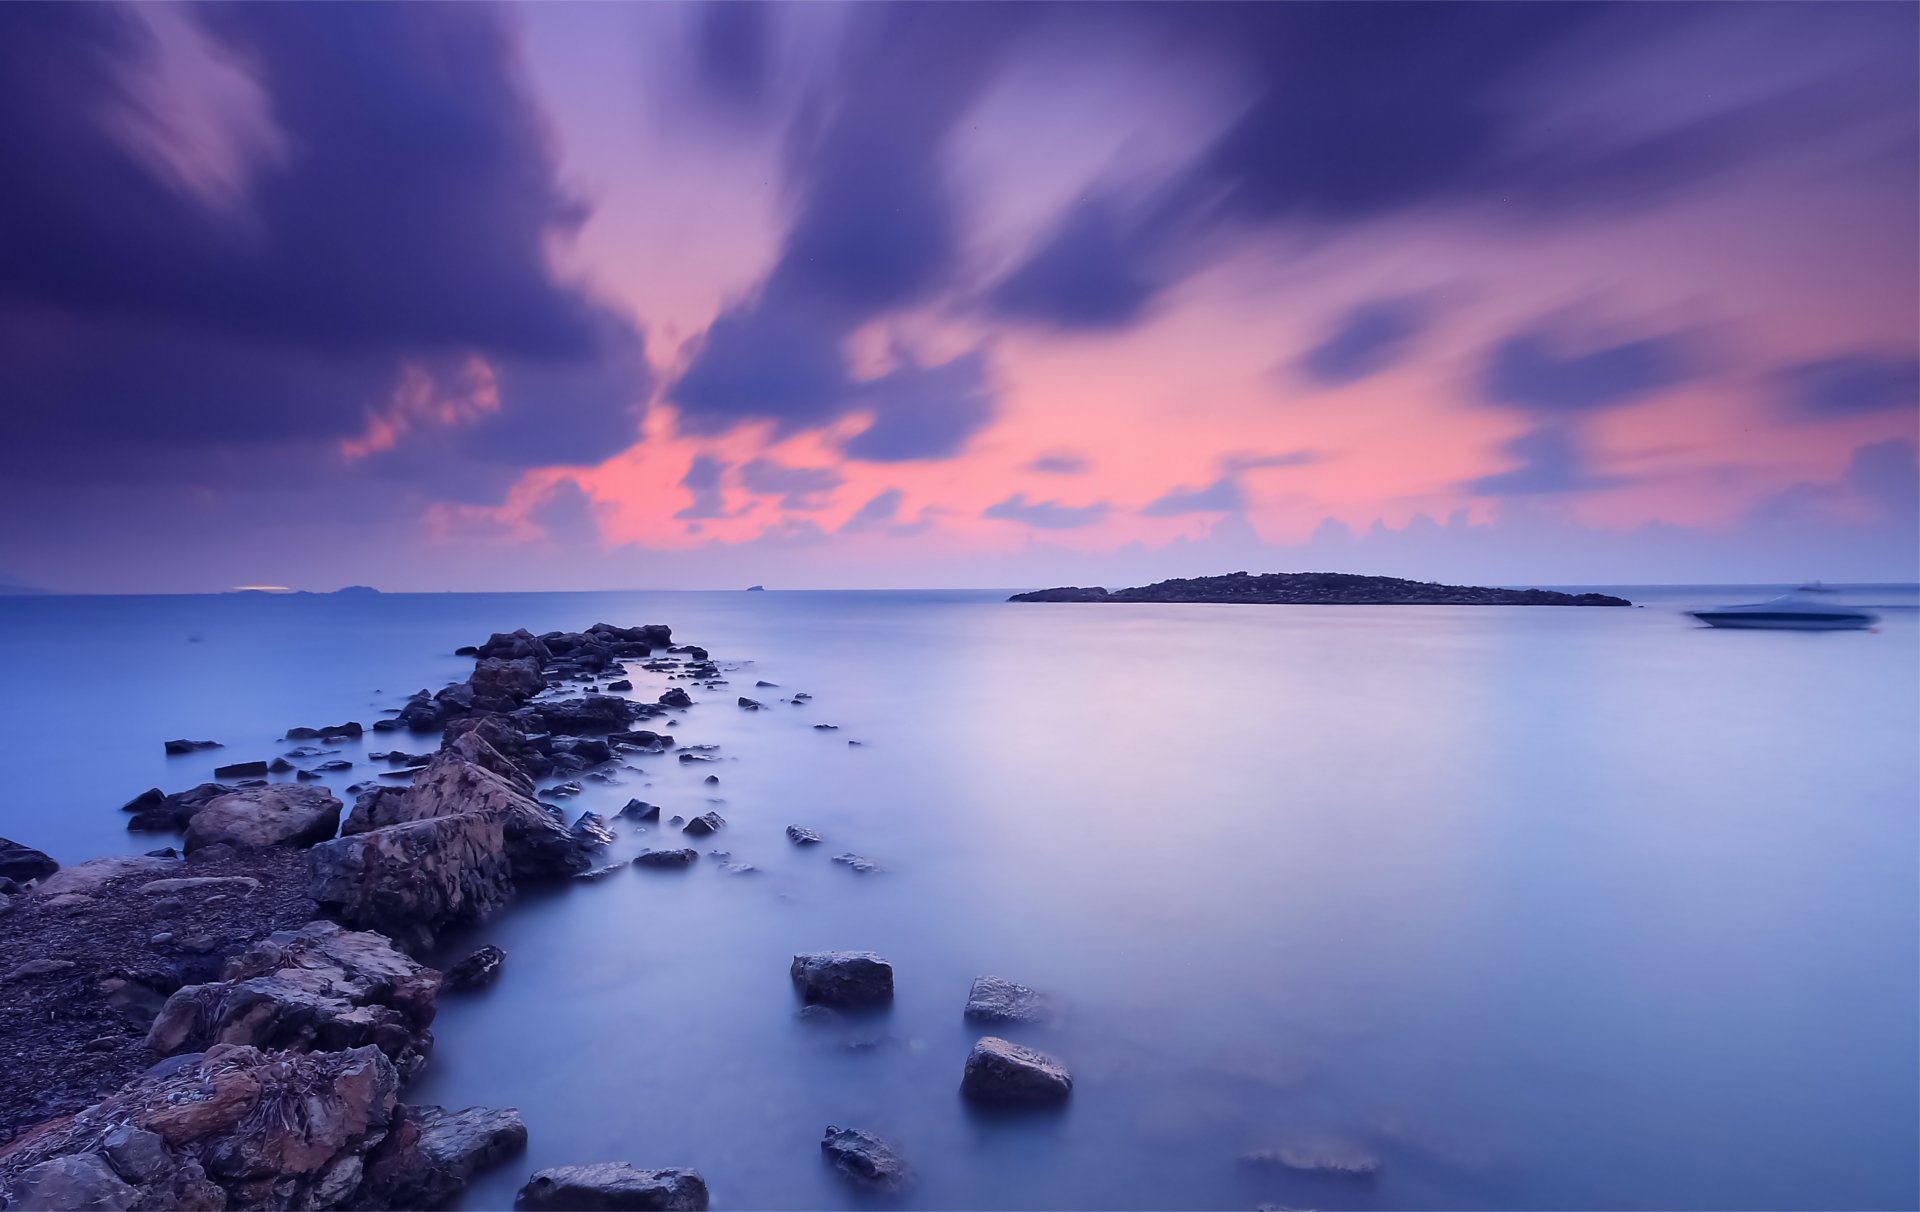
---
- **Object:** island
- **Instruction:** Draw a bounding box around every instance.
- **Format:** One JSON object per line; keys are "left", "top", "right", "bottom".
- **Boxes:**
{"left": 1009, "top": 571, "right": 1631, "bottom": 607}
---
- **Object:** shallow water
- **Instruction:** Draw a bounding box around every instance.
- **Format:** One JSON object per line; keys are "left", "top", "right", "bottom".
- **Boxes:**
{"left": 1, "top": 586, "right": 1914, "bottom": 1210}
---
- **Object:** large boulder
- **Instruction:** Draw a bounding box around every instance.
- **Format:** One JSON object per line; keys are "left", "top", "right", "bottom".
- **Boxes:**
{"left": 790, "top": 952, "right": 893, "bottom": 1006}
{"left": 442, "top": 714, "right": 553, "bottom": 780}
{"left": 360, "top": 1104, "right": 527, "bottom": 1209}
{"left": 474, "top": 628, "right": 552, "bottom": 665}
{"left": 960, "top": 1036, "right": 1073, "bottom": 1106}
{"left": 341, "top": 786, "right": 413, "bottom": 837}
{"left": 516, "top": 1163, "right": 708, "bottom": 1211}
{"left": 183, "top": 786, "right": 342, "bottom": 854}
{"left": 0, "top": 837, "right": 58, "bottom": 884}
{"left": 127, "top": 783, "right": 233, "bottom": 833}
{"left": 308, "top": 811, "right": 512, "bottom": 952}
{"left": 467, "top": 658, "right": 545, "bottom": 713}
{"left": 820, "top": 1126, "right": 908, "bottom": 1191}
{"left": 146, "top": 921, "right": 442, "bottom": 1080}
{"left": 402, "top": 752, "right": 593, "bottom": 879}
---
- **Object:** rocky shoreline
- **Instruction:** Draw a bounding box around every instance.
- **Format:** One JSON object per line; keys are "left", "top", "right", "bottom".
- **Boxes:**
{"left": 1010, "top": 570, "right": 1633, "bottom": 607}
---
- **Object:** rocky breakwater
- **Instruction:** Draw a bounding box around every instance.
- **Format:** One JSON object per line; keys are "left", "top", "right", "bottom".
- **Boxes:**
{"left": 1011, "top": 570, "right": 1632, "bottom": 607}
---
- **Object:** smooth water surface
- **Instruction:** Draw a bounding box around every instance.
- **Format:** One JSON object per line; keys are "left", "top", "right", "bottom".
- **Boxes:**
{"left": 0, "top": 587, "right": 1914, "bottom": 1210}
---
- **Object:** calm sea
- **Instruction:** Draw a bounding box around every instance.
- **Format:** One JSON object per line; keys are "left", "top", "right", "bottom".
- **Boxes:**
{"left": 1, "top": 586, "right": 1914, "bottom": 1210}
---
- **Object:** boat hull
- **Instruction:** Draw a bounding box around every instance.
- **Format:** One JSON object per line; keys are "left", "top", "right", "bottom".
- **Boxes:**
{"left": 1689, "top": 611, "right": 1877, "bottom": 631}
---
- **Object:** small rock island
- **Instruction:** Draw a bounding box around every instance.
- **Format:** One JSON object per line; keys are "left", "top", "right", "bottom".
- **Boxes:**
{"left": 1010, "top": 571, "right": 1631, "bottom": 607}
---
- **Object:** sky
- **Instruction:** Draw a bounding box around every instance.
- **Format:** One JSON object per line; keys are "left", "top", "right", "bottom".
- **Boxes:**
{"left": 1, "top": 1, "right": 1915, "bottom": 594}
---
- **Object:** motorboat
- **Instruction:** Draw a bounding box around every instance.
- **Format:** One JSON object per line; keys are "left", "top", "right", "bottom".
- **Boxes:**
{"left": 1688, "top": 585, "right": 1879, "bottom": 631}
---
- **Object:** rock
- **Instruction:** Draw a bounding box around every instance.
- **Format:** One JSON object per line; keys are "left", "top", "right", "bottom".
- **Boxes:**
{"left": 681, "top": 812, "right": 725, "bottom": 838}
{"left": 610, "top": 730, "right": 672, "bottom": 754}
{"left": 616, "top": 799, "right": 660, "bottom": 822}
{"left": 308, "top": 811, "right": 513, "bottom": 951}
{"left": 0, "top": 1044, "right": 399, "bottom": 1211}
{"left": 5, "top": 958, "right": 77, "bottom": 981}
{"left": 444, "top": 944, "right": 506, "bottom": 992}
{"left": 831, "top": 853, "right": 879, "bottom": 874}
{"left": 183, "top": 785, "right": 343, "bottom": 853}
{"left": 401, "top": 751, "right": 595, "bottom": 879}
{"left": 819, "top": 1125, "right": 908, "bottom": 1191}
{"left": 0, "top": 836, "right": 59, "bottom": 884}
{"left": 959, "top": 1036, "right": 1073, "bottom": 1106}
{"left": 736, "top": 697, "right": 763, "bottom": 710}
{"left": 474, "top": 628, "right": 552, "bottom": 665}
{"left": 120, "top": 788, "right": 165, "bottom": 815}
{"left": 211, "top": 759, "right": 269, "bottom": 779}
{"left": 811, "top": 724, "right": 838, "bottom": 731}
{"left": 163, "top": 739, "right": 222, "bottom": 755}
{"left": 138, "top": 876, "right": 261, "bottom": 897}
{"left": 963, "top": 975, "right": 1059, "bottom": 1025}
{"left": 605, "top": 679, "right": 633, "bottom": 692}
{"left": 342, "top": 785, "right": 412, "bottom": 836}
{"left": 284, "top": 721, "right": 364, "bottom": 740}
{"left": 363, "top": 1104, "right": 528, "bottom": 1208}
{"left": 790, "top": 951, "right": 893, "bottom": 1006}
{"left": 657, "top": 688, "right": 692, "bottom": 709}
{"left": 570, "top": 812, "right": 616, "bottom": 847}
{"left": 1240, "top": 1139, "right": 1380, "bottom": 1177}
{"left": 517, "top": 696, "right": 645, "bottom": 737}
{"left": 785, "top": 826, "right": 821, "bottom": 845}
{"left": 33, "top": 855, "right": 177, "bottom": 897}
{"left": 633, "top": 849, "right": 698, "bottom": 869}
{"left": 314, "top": 759, "right": 354, "bottom": 772}
{"left": 701, "top": 774, "right": 719, "bottom": 786}
{"left": 145, "top": 920, "right": 441, "bottom": 1080}
{"left": 516, "top": 1163, "right": 709, "bottom": 1211}
{"left": 469, "top": 657, "right": 546, "bottom": 713}
{"left": 754, "top": 680, "right": 778, "bottom": 688}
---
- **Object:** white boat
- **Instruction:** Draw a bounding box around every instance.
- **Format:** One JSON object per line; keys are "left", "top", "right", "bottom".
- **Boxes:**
{"left": 1688, "top": 585, "right": 1879, "bottom": 631}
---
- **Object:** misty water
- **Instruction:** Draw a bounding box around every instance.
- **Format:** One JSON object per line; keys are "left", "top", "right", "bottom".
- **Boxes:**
{"left": 1, "top": 587, "right": 1915, "bottom": 1210}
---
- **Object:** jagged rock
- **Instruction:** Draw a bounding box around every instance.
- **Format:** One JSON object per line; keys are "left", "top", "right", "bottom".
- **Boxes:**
{"left": 0, "top": 837, "right": 58, "bottom": 884}
{"left": 400, "top": 751, "right": 595, "bottom": 879}
{"left": 960, "top": 1036, "right": 1073, "bottom": 1106}
{"left": 284, "top": 721, "right": 363, "bottom": 740}
{"left": 475, "top": 628, "right": 552, "bottom": 665}
{"left": 517, "top": 1163, "right": 708, "bottom": 1211}
{"left": 516, "top": 696, "right": 644, "bottom": 737}
{"left": 183, "top": 785, "right": 342, "bottom": 853}
{"left": 963, "top": 976, "right": 1059, "bottom": 1025}
{"left": 146, "top": 921, "right": 441, "bottom": 1080}
{"left": 610, "top": 730, "right": 672, "bottom": 754}
{"left": 632, "top": 849, "right": 697, "bottom": 869}
{"left": 121, "top": 788, "right": 166, "bottom": 814}
{"left": 736, "top": 698, "right": 762, "bottom": 710}
{"left": 656, "top": 688, "right": 692, "bottom": 709}
{"left": 443, "top": 945, "right": 505, "bottom": 992}
{"left": 820, "top": 1126, "right": 908, "bottom": 1191}
{"left": 1239, "top": 1139, "right": 1380, "bottom": 1177}
{"left": 785, "top": 826, "right": 821, "bottom": 846}
{"left": 468, "top": 657, "right": 545, "bottom": 713}
{"left": 605, "top": 679, "right": 633, "bottom": 692}
{"left": 363, "top": 1104, "right": 527, "bottom": 1208}
{"left": 569, "top": 812, "right": 616, "bottom": 848}
{"left": 308, "top": 811, "right": 512, "bottom": 952}
{"left": 342, "top": 786, "right": 412, "bottom": 836}
{"left": 790, "top": 952, "right": 893, "bottom": 1006}
{"left": 163, "top": 739, "right": 222, "bottom": 755}
{"left": 680, "top": 812, "right": 724, "bottom": 838}
{"left": 616, "top": 800, "right": 660, "bottom": 822}
{"left": 4, "top": 1152, "right": 141, "bottom": 1210}
{"left": 831, "top": 853, "right": 879, "bottom": 874}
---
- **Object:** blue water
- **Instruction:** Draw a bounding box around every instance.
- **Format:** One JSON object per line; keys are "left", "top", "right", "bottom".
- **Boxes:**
{"left": 0, "top": 587, "right": 1914, "bottom": 1210}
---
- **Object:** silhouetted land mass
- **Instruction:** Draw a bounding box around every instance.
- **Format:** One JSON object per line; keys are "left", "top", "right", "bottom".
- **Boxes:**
{"left": 1009, "top": 571, "right": 1632, "bottom": 607}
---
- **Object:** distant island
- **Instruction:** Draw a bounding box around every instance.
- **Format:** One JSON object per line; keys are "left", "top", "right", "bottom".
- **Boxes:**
{"left": 1009, "top": 571, "right": 1632, "bottom": 607}
{"left": 746, "top": 585, "right": 766, "bottom": 592}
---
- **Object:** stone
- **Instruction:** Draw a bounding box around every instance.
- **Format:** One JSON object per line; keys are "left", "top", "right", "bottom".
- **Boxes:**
{"left": 444, "top": 944, "right": 506, "bottom": 992}
{"left": 819, "top": 1126, "right": 908, "bottom": 1192}
{"left": 212, "top": 760, "right": 269, "bottom": 779}
{"left": 284, "top": 721, "right": 364, "bottom": 740}
{"left": 183, "top": 785, "right": 342, "bottom": 853}
{"left": 1240, "top": 1139, "right": 1380, "bottom": 1177}
{"left": 570, "top": 812, "right": 616, "bottom": 847}
{"left": 736, "top": 697, "right": 763, "bottom": 710}
{"left": 681, "top": 812, "right": 724, "bottom": 838}
{"left": 785, "top": 826, "right": 821, "bottom": 845}
{"left": 468, "top": 657, "right": 545, "bottom": 712}
{"left": 163, "top": 739, "right": 222, "bottom": 755}
{"left": 6, "top": 958, "right": 77, "bottom": 981}
{"left": 100, "top": 1126, "right": 173, "bottom": 1184}
{"left": 516, "top": 1163, "right": 709, "bottom": 1211}
{"left": 633, "top": 848, "right": 697, "bottom": 869}
{"left": 0, "top": 836, "right": 59, "bottom": 884}
{"left": 399, "top": 751, "right": 595, "bottom": 879}
{"left": 960, "top": 1036, "right": 1073, "bottom": 1106}
{"left": 308, "top": 811, "right": 513, "bottom": 952}
{"left": 120, "top": 788, "right": 166, "bottom": 815}
{"left": 790, "top": 951, "right": 893, "bottom": 1006}
{"left": 831, "top": 853, "right": 879, "bottom": 874}
{"left": 138, "top": 876, "right": 262, "bottom": 897}
{"left": 363, "top": 1104, "right": 527, "bottom": 1208}
{"left": 963, "top": 975, "right": 1059, "bottom": 1025}
{"left": 656, "top": 688, "right": 693, "bottom": 709}
{"left": 32, "top": 855, "right": 177, "bottom": 897}
{"left": 4, "top": 1152, "right": 139, "bottom": 1211}
{"left": 616, "top": 799, "right": 660, "bottom": 821}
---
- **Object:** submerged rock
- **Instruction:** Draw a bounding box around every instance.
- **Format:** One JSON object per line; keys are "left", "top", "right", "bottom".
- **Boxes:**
{"left": 736, "top": 697, "right": 763, "bottom": 710}
{"left": 785, "top": 826, "right": 821, "bottom": 846}
{"left": 681, "top": 811, "right": 725, "bottom": 838}
{"left": 790, "top": 951, "right": 893, "bottom": 1006}
{"left": 964, "top": 975, "right": 1059, "bottom": 1025}
{"left": 831, "top": 853, "right": 879, "bottom": 874}
{"left": 444, "top": 945, "right": 506, "bottom": 992}
{"left": 212, "top": 759, "right": 269, "bottom": 779}
{"left": 633, "top": 849, "right": 698, "bottom": 869}
{"left": 617, "top": 799, "right": 660, "bottom": 822}
{"left": 517, "top": 1162, "right": 709, "bottom": 1211}
{"left": 163, "top": 738, "right": 222, "bottom": 755}
{"left": 1240, "top": 1139, "right": 1380, "bottom": 1177}
{"left": 960, "top": 1036, "right": 1073, "bottom": 1106}
{"left": 820, "top": 1125, "right": 908, "bottom": 1191}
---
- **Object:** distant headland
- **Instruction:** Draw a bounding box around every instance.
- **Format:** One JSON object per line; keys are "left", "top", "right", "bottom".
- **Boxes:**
{"left": 1009, "top": 571, "right": 1632, "bottom": 607}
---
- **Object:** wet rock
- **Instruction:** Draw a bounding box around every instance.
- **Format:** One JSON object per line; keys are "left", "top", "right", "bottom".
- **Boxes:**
{"left": 268, "top": 757, "right": 296, "bottom": 774}
{"left": 444, "top": 945, "right": 506, "bottom": 992}
{"left": 308, "top": 811, "right": 513, "bottom": 951}
{"left": 284, "top": 721, "right": 363, "bottom": 740}
{"left": 145, "top": 920, "right": 441, "bottom": 1079}
{"left": 831, "top": 853, "right": 879, "bottom": 874}
{"left": 404, "top": 751, "right": 596, "bottom": 879}
{"left": 676, "top": 752, "right": 716, "bottom": 764}
{"left": 570, "top": 812, "right": 616, "bottom": 847}
{"left": 0, "top": 837, "right": 59, "bottom": 884}
{"left": 960, "top": 1036, "right": 1073, "bottom": 1106}
{"left": 610, "top": 729, "right": 673, "bottom": 754}
{"left": 1239, "top": 1139, "right": 1379, "bottom": 1177}
{"left": 3, "top": 1152, "right": 139, "bottom": 1210}
{"left": 517, "top": 696, "right": 647, "bottom": 737}
{"left": 617, "top": 799, "right": 660, "bottom": 822}
{"left": 812, "top": 724, "right": 838, "bottom": 731}
{"left": 701, "top": 774, "right": 720, "bottom": 786}
{"left": 120, "top": 788, "right": 166, "bottom": 815}
{"left": 790, "top": 951, "right": 893, "bottom": 1006}
{"left": 785, "top": 826, "right": 821, "bottom": 845}
{"left": 606, "top": 679, "right": 633, "bottom": 692}
{"left": 469, "top": 657, "right": 546, "bottom": 713}
{"left": 820, "top": 1125, "right": 908, "bottom": 1192}
{"left": 183, "top": 785, "right": 343, "bottom": 853}
{"left": 212, "top": 759, "right": 269, "bottom": 780}
{"left": 517, "top": 1162, "right": 709, "bottom": 1211}
{"left": 163, "top": 739, "right": 222, "bottom": 755}
{"left": 755, "top": 680, "right": 778, "bottom": 688}
{"left": 657, "top": 688, "right": 693, "bottom": 709}
{"left": 475, "top": 628, "right": 552, "bottom": 665}
{"left": 364, "top": 1104, "right": 528, "bottom": 1209}
{"left": 312, "top": 758, "right": 353, "bottom": 772}
{"left": 633, "top": 849, "right": 698, "bottom": 869}
{"left": 964, "top": 975, "right": 1059, "bottom": 1025}
{"left": 736, "top": 697, "right": 763, "bottom": 710}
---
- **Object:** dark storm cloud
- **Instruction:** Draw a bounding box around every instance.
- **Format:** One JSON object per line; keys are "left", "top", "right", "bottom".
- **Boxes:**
{"left": 982, "top": 494, "right": 1109, "bottom": 530}
{"left": 738, "top": 457, "right": 843, "bottom": 511}
{"left": 1300, "top": 298, "right": 1430, "bottom": 387}
{"left": 1484, "top": 329, "right": 1695, "bottom": 415}
{"left": 1779, "top": 354, "right": 1920, "bottom": 419}
{"left": 0, "top": 2, "right": 648, "bottom": 491}
{"left": 1464, "top": 425, "right": 1630, "bottom": 497}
